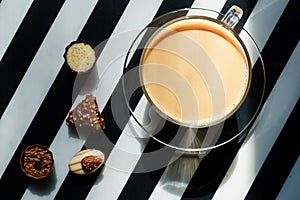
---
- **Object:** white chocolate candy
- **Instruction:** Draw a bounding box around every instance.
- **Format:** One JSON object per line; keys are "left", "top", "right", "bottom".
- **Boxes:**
{"left": 65, "top": 41, "right": 96, "bottom": 73}
{"left": 69, "top": 149, "right": 105, "bottom": 175}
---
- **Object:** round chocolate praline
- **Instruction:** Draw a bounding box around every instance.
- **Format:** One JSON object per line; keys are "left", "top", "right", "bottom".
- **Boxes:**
{"left": 20, "top": 144, "right": 54, "bottom": 179}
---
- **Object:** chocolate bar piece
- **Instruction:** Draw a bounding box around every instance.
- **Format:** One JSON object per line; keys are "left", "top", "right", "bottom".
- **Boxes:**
{"left": 66, "top": 94, "right": 105, "bottom": 132}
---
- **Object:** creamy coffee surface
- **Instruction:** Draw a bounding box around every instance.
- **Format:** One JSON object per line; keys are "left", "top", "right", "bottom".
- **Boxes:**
{"left": 140, "top": 17, "right": 250, "bottom": 126}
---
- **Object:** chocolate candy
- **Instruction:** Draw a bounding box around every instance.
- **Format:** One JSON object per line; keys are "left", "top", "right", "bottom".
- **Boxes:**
{"left": 68, "top": 149, "right": 105, "bottom": 175}
{"left": 66, "top": 94, "right": 105, "bottom": 132}
{"left": 20, "top": 144, "right": 54, "bottom": 179}
{"left": 64, "top": 40, "right": 96, "bottom": 73}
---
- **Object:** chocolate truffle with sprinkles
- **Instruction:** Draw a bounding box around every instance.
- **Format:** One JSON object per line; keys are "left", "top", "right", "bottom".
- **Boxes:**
{"left": 64, "top": 40, "right": 96, "bottom": 73}
{"left": 20, "top": 144, "right": 54, "bottom": 179}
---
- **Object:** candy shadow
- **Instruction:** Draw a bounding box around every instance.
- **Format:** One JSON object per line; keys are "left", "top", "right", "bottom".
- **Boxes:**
{"left": 27, "top": 165, "right": 58, "bottom": 196}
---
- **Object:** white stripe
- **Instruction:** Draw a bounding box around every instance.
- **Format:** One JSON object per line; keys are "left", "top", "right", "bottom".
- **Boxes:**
{"left": 244, "top": 0, "right": 289, "bottom": 51}
{"left": 0, "top": 0, "right": 33, "bottom": 60}
{"left": 22, "top": 0, "right": 163, "bottom": 199}
{"left": 0, "top": 0, "right": 98, "bottom": 179}
{"left": 212, "top": 0, "right": 289, "bottom": 199}
{"left": 149, "top": 0, "right": 227, "bottom": 199}
{"left": 191, "top": 0, "right": 227, "bottom": 10}
{"left": 276, "top": 155, "right": 300, "bottom": 200}
{"left": 86, "top": 0, "right": 164, "bottom": 199}
{"left": 87, "top": 97, "right": 151, "bottom": 200}
{"left": 212, "top": 41, "right": 300, "bottom": 200}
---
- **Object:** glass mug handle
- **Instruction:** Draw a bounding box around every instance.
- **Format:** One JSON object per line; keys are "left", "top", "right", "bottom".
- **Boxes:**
{"left": 221, "top": 5, "right": 243, "bottom": 28}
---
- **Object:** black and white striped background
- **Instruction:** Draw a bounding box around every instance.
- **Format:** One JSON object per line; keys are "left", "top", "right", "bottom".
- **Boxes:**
{"left": 0, "top": 0, "right": 299, "bottom": 199}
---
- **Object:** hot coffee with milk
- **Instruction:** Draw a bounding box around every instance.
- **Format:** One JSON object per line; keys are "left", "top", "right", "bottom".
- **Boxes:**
{"left": 139, "top": 17, "right": 251, "bottom": 127}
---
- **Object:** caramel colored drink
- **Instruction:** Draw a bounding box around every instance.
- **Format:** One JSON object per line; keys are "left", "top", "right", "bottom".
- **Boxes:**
{"left": 140, "top": 17, "right": 251, "bottom": 127}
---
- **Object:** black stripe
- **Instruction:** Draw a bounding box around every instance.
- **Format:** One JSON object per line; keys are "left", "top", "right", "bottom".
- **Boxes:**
{"left": 54, "top": 66, "right": 133, "bottom": 200}
{"left": 115, "top": 1, "right": 207, "bottom": 200}
{"left": 245, "top": 98, "right": 300, "bottom": 200}
{"left": 55, "top": 1, "right": 196, "bottom": 200}
{"left": 183, "top": 0, "right": 300, "bottom": 199}
{"left": 154, "top": 0, "right": 194, "bottom": 18}
{"left": 0, "top": 0, "right": 129, "bottom": 199}
{"left": 259, "top": 0, "right": 300, "bottom": 101}
{"left": 0, "top": 0, "right": 65, "bottom": 118}
{"left": 52, "top": 1, "right": 130, "bottom": 199}
{"left": 179, "top": 0, "right": 259, "bottom": 198}
{"left": 183, "top": 1, "right": 299, "bottom": 199}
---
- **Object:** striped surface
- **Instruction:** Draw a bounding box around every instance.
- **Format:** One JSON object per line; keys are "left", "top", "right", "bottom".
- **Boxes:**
{"left": 0, "top": 0, "right": 299, "bottom": 199}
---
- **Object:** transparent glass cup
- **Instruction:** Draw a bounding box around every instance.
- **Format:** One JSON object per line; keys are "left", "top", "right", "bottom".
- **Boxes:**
{"left": 122, "top": 6, "right": 265, "bottom": 157}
